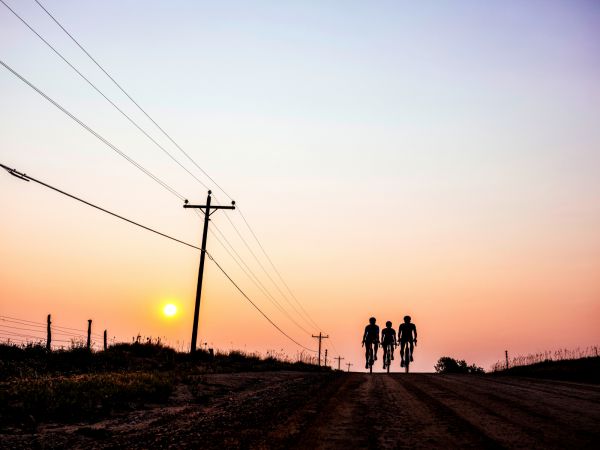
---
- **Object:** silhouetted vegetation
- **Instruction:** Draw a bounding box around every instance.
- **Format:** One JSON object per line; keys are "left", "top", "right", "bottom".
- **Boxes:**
{"left": 434, "top": 356, "right": 485, "bottom": 374}
{"left": 0, "top": 341, "right": 327, "bottom": 427}
{"left": 491, "top": 356, "right": 600, "bottom": 384}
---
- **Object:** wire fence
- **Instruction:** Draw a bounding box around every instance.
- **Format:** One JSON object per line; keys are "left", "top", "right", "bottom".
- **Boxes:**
{"left": 0, "top": 315, "right": 113, "bottom": 351}
{"left": 490, "top": 346, "right": 599, "bottom": 372}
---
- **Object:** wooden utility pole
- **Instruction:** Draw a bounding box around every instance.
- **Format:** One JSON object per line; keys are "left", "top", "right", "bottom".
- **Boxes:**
{"left": 324, "top": 349, "right": 328, "bottom": 367}
{"left": 184, "top": 190, "right": 235, "bottom": 353}
{"left": 86, "top": 319, "right": 92, "bottom": 350}
{"left": 335, "top": 356, "right": 345, "bottom": 371}
{"left": 311, "top": 332, "right": 329, "bottom": 366}
{"left": 46, "top": 314, "right": 51, "bottom": 351}
{"left": 346, "top": 362, "right": 353, "bottom": 372}
{"left": 103, "top": 329, "right": 108, "bottom": 351}
{"left": 505, "top": 350, "right": 509, "bottom": 370}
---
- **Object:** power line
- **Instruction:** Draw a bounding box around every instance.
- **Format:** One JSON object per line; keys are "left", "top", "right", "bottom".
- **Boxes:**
{"left": 209, "top": 222, "right": 313, "bottom": 336}
{"left": 220, "top": 211, "right": 319, "bottom": 334}
{"left": 205, "top": 252, "right": 315, "bottom": 352}
{"left": 0, "top": 60, "right": 186, "bottom": 201}
{"left": 0, "top": 0, "right": 211, "bottom": 192}
{"left": 33, "top": 0, "right": 233, "bottom": 201}
{"left": 1, "top": 163, "right": 315, "bottom": 353}
{"left": 22, "top": 0, "right": 322, "bottom": 339}
{"left": 3, "top": 1, "right": 322, "bottom": 351}
{"left": 0, "top": 163, "right": 198, "bottom": 250}
{"left": 237, "top": 206, "right": 323, "bottom": 331}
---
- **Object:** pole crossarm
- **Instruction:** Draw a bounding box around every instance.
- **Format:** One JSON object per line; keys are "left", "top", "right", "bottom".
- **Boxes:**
{"left": 184, "top": 205, "right": 235, "bottom": 210}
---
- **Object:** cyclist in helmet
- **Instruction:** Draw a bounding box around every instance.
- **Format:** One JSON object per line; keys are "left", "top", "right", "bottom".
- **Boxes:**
{"left": 361, "top": 317, "right": 379, "bottom": 368}
{"left": 398, "top": 315, "right": 417, "bottom": 367}
{"left": 381, "top": 320, "right": 397, "bottom": 369}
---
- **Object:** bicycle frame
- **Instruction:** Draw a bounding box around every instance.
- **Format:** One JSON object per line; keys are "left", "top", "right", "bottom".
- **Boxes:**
{"left": 365, "top": 341, "right": 376, "bottom": 373}
{"left": 383, "top": 343, "right": 394, "bottom": 373}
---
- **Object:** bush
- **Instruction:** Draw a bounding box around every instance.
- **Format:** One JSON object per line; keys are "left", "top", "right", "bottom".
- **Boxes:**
{"left": 434, "top": 356, "right": 484, "bottom": 374}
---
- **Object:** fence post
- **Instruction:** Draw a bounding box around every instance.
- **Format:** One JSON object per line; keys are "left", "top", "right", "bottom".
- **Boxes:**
{"left": 87, "top": 319, "right": 92, "bottom": 350}
{"left": 103, "top": 329, "right": 107, "bottom": 351}
{"left": 46, "top": 314, "right": 51, "bottom": 351}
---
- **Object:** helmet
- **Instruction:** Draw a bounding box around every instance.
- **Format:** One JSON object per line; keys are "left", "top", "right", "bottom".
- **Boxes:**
{"left": 386, "top": 321, "right": 392, "bottom": 327}
{"left": 404, "top": 315, "right": 411, "bottom": 322}
{"left": 369, "top": 317, "right": 376, "bottom": 324}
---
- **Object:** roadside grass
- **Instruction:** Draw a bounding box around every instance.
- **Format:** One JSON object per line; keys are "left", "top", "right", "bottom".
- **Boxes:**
{"left": 0, "top": 372, "right": 173, "bottom": 426}
{"left": 490, "top": 355, "right": 600, "bottom": 384}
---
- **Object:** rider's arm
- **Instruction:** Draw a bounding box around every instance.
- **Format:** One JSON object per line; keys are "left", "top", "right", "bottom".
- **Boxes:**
{"left": 362, "top": 326, "right": 368, "bottom": 343}
{"left": 413, "top": 325, "right": 417, "bottom": 342}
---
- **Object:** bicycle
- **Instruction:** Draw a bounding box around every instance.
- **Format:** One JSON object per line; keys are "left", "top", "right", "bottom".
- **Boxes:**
{"left": 383, "top": 343, "right": 395, "bottom": 373}
{"left": 364, "top": 341, "right": 376, "bottom": 373}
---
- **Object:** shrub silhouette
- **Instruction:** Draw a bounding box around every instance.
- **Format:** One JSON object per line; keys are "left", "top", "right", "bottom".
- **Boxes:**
{"left": 434, "top": 356, "right": 484, "bottom": 374}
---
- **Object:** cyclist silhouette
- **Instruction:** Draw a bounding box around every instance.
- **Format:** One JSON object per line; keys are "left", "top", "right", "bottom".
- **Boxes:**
{"left": 361, "top": 317, "right": 379, "bottom": 368}
{"left": 398, "top": 315, "right": 417, "bottom": 367}
{"left": 381, "top": 321, "right": 397, "bottom": 369}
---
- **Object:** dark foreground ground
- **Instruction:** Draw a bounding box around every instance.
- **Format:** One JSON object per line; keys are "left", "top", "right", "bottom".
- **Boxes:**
{"left": 2, "top": 371, "right": 599, "bottom": 449}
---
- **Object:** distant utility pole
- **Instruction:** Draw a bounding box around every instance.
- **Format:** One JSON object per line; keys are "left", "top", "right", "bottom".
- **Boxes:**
{"left": 311, "top": 332, "right": 329, "bottom": 366}
{"left": 335, "top": 356, "right": 345, "bottom": 371}
{"left": 103, "top": 330, "right": 108, "bottom": 351}
{"left": 184, "top": 190, "right": 235, "bottom": 353}
{"left": 324, "top": 349, "right": 328, "bottom": 367}
{"left": 505, "top": 350, "right": 509, "bottom": 370}
{"left": 346, "top": 362, "right": 353, "bottom": 372}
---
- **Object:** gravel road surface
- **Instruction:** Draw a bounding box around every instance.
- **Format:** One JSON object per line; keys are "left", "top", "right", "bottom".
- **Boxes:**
{"left": 3, "top": 372, "right": 599, "bottom": 449}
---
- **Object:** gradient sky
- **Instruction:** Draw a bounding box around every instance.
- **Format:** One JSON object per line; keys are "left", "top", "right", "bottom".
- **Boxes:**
{"left": 1, "top": 0, "right": 599, "bottom": 372}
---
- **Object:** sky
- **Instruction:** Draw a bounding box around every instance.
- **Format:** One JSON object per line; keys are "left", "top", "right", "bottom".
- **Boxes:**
{"left": 1, "top": 0, "right": 599, "bottom": 372}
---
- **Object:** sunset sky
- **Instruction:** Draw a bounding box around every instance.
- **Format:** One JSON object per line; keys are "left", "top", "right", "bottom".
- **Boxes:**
{"left": 1, "top": 0, "right": 599, "bottom": 372}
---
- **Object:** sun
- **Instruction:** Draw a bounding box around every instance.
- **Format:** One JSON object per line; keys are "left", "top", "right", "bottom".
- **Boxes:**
{"left": 163, "top": 303, "right": 177, "bottom": 317}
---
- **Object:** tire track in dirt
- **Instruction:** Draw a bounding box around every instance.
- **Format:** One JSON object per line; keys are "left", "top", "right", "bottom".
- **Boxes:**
{"left": 395, "top": 374, "right": 600, "bottom": 449}
{"left": 289, "top": 374, "right": 377, "bottom": 449}
{"left": 426, "top": 374, "right": 600, "bottom": 444}
{"left": 392, "top": 375, "right": 504, "bottom": 449}
{"left": 484, "top": 375, "right": 600, "bottom": 402}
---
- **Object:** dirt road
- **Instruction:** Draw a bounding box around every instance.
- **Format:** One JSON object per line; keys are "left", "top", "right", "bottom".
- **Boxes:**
{"left": 3, "top": 372, "right": 599, "bottom": 449}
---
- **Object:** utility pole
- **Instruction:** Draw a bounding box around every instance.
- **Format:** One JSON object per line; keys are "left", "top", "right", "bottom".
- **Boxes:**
{"left": 324, "top": 349, "right": 328, "bottom": 367}
{"left": 334, "top": 356, "right": 345, "bottom": 371}
{"left": 311, "top": 332, "right": 329, "bottom": 366}
{"left": 184, "top": 190, "right": 235, "bottom": 353}
{"left": 346, "top": 362, "right": 353, "bottom": 372}
{"left": 505, "top": 350, "right": 509, "bottom": 370}
{"left": 103, "top": 330, "right": 108, "bottom": 351}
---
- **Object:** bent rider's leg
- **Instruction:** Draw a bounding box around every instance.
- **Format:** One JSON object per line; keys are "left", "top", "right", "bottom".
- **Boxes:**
{"left": 410, "top": 341, "right": 414, "bottom": 361}
{"left": 374, "top": 341, "right": 379, "bottom": 360}
{"left": 365, "top": 345, "right": 370, "bottom": 368}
